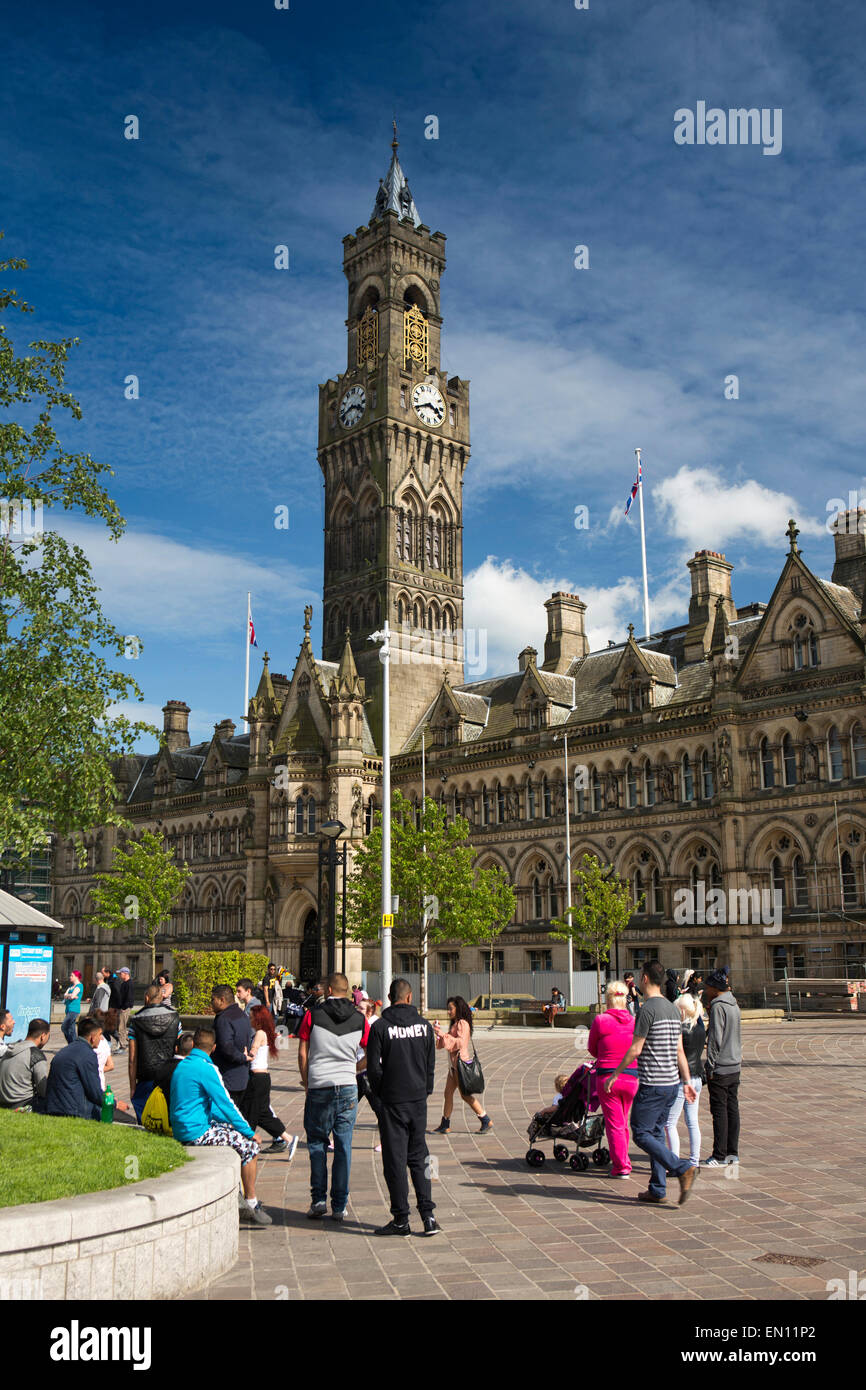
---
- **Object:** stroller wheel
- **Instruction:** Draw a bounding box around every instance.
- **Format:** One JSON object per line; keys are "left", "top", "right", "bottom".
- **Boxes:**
{"left": 597, "top": 1147, "right": 610, "bottom": 1165}
{"left": 570, "top": 1152, "right": 590, "bottom": 1172}
{"left": 526, "top": 1148, "right": 545, "bottom": 1167}
{"left": 553, "top": 1144, "right": 569, "bottom": 1163}
{"left": 592, "top": 1148, "right": 606, "bottom": 1165}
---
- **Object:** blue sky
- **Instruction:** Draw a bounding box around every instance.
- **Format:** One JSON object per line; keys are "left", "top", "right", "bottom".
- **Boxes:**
{"left": 2, "top": 0, "right": 865, "bottom": 744}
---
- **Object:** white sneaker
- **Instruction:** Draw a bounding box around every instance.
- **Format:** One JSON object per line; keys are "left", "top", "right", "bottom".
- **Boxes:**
{"left": 704, "top": 1157, "right": 726, "bottom": 1168}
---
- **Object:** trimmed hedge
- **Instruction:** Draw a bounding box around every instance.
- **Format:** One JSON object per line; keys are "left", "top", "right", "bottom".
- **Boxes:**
{"left": 173, "top": 950, "right": 270, "bottom": 1015}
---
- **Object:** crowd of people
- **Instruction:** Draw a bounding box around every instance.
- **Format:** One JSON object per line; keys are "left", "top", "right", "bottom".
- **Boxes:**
{"left": 2, "top": 956, "right": 743, "bottom": 1228}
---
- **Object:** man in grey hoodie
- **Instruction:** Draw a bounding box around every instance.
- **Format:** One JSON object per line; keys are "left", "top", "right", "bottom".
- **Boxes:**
{"left": 0, "top": 1019, "right": 51, "bottom": 1109}
{"left": 703, "top": 969, "right": 742, "bottom": 1166}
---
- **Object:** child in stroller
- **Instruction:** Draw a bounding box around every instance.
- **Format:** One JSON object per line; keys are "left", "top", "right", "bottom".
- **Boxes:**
{"left": 526, "top": 1063, "right": 610, "bottom": 1172}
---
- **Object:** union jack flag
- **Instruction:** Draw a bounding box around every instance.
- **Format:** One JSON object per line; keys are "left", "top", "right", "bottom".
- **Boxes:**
{"left": 249, "top": 616, "right": 258, "bottom": 647}
{"left": 625, "top": 459, "right": 642, "bottom": 517}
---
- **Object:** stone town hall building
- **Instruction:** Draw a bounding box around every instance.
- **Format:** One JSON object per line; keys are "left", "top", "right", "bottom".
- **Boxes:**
{"left": 52, "top": 137, "right": 866, "bottom": 996}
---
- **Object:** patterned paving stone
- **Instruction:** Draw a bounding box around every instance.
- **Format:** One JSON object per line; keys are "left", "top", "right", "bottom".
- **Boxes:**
{"left": 89, "top": 1016, "right": 866, "bottom": 1301}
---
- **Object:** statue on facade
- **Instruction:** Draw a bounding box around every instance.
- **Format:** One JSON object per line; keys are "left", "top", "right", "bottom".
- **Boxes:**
{"left": 351, "top": 783, "right": 363, "bottom": 830}
{"left": 717, "top": 732, "right": 732, "bottom": 789}
{"left": 505, "top": 787, "right": 520, "bottom": 822}
{"left": 657, "top": 764, "right": 674, "bottom": 802}
{"left": 803, "top": 739, "right": 820, "bottom": 781}
{"left": 603, "top": 771, "right": 620, "bottom": 809}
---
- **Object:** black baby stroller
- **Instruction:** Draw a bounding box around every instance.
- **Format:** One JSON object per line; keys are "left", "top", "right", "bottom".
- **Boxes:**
{"left": 525, "top": 1063, "right": 610, "bottom": 1173}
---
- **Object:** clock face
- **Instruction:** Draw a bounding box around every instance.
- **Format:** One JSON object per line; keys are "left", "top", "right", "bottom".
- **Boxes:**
{"left": 339, "top": 385, "right": 366, "bottom": 429}
{"left": 412, "top": 381, "right": 445, "bottom": 427}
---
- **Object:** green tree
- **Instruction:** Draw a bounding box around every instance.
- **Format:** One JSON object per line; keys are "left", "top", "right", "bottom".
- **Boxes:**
{"left": 90, "top": 831, "right": 189, "bottom": 980}
{"left": 472, "top": 863, "right": 518, "bottom": 1004}
{"left": 345, "top": 791, "right": 515, "bottom": 1014}
{"left": 0, "top": 238, "right": 156, "bottom": 856}
{"left": 550, "top": 853, "right": 640, "bottom": 1009}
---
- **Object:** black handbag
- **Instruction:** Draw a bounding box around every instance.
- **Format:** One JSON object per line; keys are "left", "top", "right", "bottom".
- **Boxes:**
{"left": 456, "top": 1047, "right": 485, "bottom": 1095}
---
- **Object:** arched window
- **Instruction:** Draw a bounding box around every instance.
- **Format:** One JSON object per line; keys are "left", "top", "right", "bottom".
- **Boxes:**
{"left": 575, "top": 773, "right": 586, "bottom": 815}
{"left": 549, "top": 881, "right": 559, "bottom": 918}
{"left": 852, "top": 725, "right": 866, "bottom": 778}
{"left": 533, "top": 876, "right": 543, "bottom": 918}
{"left": 681, "top": 753, "right": 694, "bottom": 802}
{"left": 782, "top": 733, "right": 797, "bottom": 787}
{"left": 633, "top": 868, "right": 644, "bottom": 911}
{"left": 294, "top": 797, "right": 305, "bottom": 834}
{"left": 482, "top": 787, "right": 491, "bottom": 827}
{"left": 626, "top": 762, "right": 638, "bottom": 809}
{"left": 701, "top": 751, "right": 714, "bottom": 799}
{"left": 365, "top": 797, "right": 377, "bottom": 835}
{"left": 841, "top": 850, "right": 858, "bottom": 907}
{"left": 542, "top": 776, "right": 552, "bottom": 819}
{"left": 527, "top": 780, "right": 537, "bottom": 819}
{"left": 827, "top": 726, "right": 844, "bottom": 781}
{"left": 760, "top": 737, "right": 775, "bottom": 789}
{"left": 307, "top": 798, "right": 316, "bottom": 834}
{"left": 496, "top": 784, "right": 506, "bottom": 823}
{"left": 591, "top": 768, "right": 601, "bottom": 813}
{"left": 771, "top": 856, "right": 786, "bottom": 908}
{"left": 793, "top": 855, "right": 809, "bottom": 907}
{"left": 644, "top": 761, "right": 656, "bottom": 807}
{"left": 650, "top": 867, "right": 661, "bottom": 914}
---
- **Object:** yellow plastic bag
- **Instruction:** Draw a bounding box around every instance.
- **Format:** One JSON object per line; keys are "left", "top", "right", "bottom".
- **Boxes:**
{"left": 141, "top": 1084, "right": 172, "bottom": 1136}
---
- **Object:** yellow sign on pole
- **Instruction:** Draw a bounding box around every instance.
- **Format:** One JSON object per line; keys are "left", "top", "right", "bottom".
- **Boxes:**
{"left": 382, "top": 913, "right": 394, "bottom": 928}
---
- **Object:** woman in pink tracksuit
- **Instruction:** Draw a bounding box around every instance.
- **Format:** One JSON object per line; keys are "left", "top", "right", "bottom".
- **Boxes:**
{"left": 587, "top": 981, "right": 638, "bottom": 1177}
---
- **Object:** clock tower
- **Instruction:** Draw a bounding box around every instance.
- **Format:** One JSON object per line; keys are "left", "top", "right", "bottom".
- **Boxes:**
{"left": 318, "top": 127, "right": 470, "bottom": 749}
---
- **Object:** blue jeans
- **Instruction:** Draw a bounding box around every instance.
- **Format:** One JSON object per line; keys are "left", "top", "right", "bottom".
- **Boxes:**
{"left": 304, "top": 1084, "right": 358, "bottom": 1211}
{"left": 630, "top": 1083, "right": 692, "bottom": 1197}
{"left": 61, "top": 1013, "right": 79, "bottom": 1045}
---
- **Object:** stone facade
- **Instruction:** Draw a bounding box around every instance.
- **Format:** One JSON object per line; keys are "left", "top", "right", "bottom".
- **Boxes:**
{"left": 49, "top": 144, "right": 866, "bottom": 996}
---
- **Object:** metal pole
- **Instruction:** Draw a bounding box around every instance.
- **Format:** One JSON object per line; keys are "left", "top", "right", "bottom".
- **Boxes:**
{"left": 327, "top": 839, "right": 337, "bottom": 976}
{"left": 563, "top": 733, "right": 574, "bottom": 1008}
{"left": 834, "top": 799, "right": 845, "bottom": 908}
{"left": 783, "top": 966, "right": 793, "bottom": 1021}
{"left": 635, "top": 449, "right": 650, "bottom": 640}
{"left": 340, "top": 845, "right": 347, "bottom": 975}
{"left": 378, "top": 623, "right": 393, "bottom": 995}
{"left": 244, "top": 592, "right": 251, "bottom": 725}
{"left": 422, "top": 731, "right": 428, "bottom": 1013}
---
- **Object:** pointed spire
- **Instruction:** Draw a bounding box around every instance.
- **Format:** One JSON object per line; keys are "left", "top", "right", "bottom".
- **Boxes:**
{"left": 710, "top": 595, "right": 731, "bottom": 656}
{"left": 331, "top": 630, "right": 366, "bottom": 701}
{"left": 627, "top": 622, "right": 635, "bottom": 642}
{"left": 371, "top": 121, "right": 422, "bottom": 228}
{"left": 254, "top": 650, "right": 275, "bottom": 703}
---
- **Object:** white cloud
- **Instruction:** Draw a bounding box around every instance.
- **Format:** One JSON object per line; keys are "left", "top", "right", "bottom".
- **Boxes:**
{"left": 651, "top": 467, "right": 825, "bottom": 552}
{"left": 106, "top": 700, "right": 227, "bottom": 744}
{"left": 54, "top": 518, "right": 315, "bottom": 641}
{"left": 464, "top": 556, "right": 683, "bottom": 677}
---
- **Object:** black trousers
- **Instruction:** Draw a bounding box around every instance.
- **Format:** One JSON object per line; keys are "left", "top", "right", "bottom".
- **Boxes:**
{"left": 242, "top": 1073, "right": 285, "bottom": 1140}
{"left": 707, "top": 1072, "right": 740, "bottom": 1160}
{"left": 377, "top": 1097, "right": 435, "bottom": 1223}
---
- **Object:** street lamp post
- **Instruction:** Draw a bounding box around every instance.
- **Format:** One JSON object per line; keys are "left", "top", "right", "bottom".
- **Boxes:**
{"left": 318, "top": 820, "right": 346, "bottom": 977}
{"left": 553, "top": 732, "right": 575, "bottom": 1008}
{"left": 369, "top": 621, "right": 392, "bottom": 996}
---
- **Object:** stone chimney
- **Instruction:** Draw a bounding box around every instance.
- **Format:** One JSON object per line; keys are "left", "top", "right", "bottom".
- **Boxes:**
{"left": 214, "top": 719, "right": 236, "bottom": 741}
{"left": 518, "top": 646, "right": 537, "bottom": 673}
{"left": 830, "top": 510, "right": 866, "bottom": 605}
{"left": 162, "top": 700, "right": 190, "bottom": 752}
{"left": 541, "top": 593, "right": 589, "bottom": 674}
{"left": 684, "top": 552, "right": 736, "bottom": 662}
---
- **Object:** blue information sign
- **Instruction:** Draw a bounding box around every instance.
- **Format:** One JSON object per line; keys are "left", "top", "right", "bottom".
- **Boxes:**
{"left": 5, "top": 945, "right": 54, "bottom": 1041}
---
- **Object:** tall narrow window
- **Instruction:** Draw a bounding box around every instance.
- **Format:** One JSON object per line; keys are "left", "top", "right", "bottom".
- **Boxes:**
{"left": 644, "top": 761, "right": 656, "bottom": 807}
{"left": 782, "top": 733, "right": 797, "bottom": 787}
{"left": 650, "top": 867, "right": 661, "bottom": 914}
{"left": 591, "top": 769, "right": 601, "bottom": 813}
{"left": 295, "top": 797, "right": 305, "bottom": 834}
{"left": 828, "top": 726, "right": 844, "bottom": 781}
{"left": 482, "top": 787, "right": 491, "bottom": 827}
{"left": 633, "top": 868, "right": 644, "bottom": 911}
{"left": 542, "top": 776, "right": 552, "bottom": 818}
{"left": 852, "top": 725, "right": 866, "bottom": 778}
{"left": 701, "top": 751, "right": 714, "bottom": 799}
{"left": 626, "top": 762, "right": 638, "bottom": 808}
{"left": 527, "top": 781, "right": 537, "bottom": 819}
{"left": 771, "top": 856, "right": 786, "bottom": 908}
{"left": 497, "top": 784, "right": 506, "bottom": 823}
{"left": 841, "top": 850, "right": 858, "bottom": 907}
{"left": 760, "top": 737, "right": 775, "bottom": 789}
{"left": 793, "top": 855, "right": 809, "bottom": 907}
{"left": 533, "top": 876, "right": 543, "bottom": 918}
{"left": 681, "top": 753, "right": 694, "bottom": 802}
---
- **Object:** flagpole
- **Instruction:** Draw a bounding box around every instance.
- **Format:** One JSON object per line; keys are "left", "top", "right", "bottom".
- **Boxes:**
{"left": 635, "top": 448, "right": 650, "bottom": 640}
{"left": 244, "top": 592, "right": 251, "bottom": 725}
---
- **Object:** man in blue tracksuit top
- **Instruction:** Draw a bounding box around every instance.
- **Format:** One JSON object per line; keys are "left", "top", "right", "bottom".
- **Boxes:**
{"left": 170, "top": 1025, "right": 271, "bottom": 1226}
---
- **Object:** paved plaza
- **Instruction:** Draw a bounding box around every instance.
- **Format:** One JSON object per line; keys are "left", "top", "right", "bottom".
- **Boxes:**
{"left": 94, "top": 1019, "right": 866, "bottom": 1301}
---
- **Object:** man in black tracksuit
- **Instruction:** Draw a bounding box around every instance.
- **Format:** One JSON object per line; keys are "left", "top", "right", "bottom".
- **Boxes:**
{"left": 366, "top": 978, "right": 441, "bottom": 1238}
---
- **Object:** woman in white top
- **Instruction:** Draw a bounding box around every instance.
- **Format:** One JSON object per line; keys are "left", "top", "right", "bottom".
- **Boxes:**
{"left": 89, "top": 1009, "right": 115, "bottom": 1089}
{"left": 244, "top": 1005, "right": 298, "bottom": 1156}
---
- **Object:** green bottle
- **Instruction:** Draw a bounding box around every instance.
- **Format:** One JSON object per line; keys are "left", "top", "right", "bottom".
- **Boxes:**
{"left": 100, "top": 1084, "right": 115, "bottom": 1123}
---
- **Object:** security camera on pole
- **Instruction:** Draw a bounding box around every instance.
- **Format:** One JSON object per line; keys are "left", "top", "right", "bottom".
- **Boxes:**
{"left": 369, "top": 621, "right": 392, "bottom": 995}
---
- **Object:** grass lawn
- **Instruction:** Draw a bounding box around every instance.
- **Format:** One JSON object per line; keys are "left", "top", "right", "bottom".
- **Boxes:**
{"left": 0, "top": 1111, "right": 189, "bottom": 1208}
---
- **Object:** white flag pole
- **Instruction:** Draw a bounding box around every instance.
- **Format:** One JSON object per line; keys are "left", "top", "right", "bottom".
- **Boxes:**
{"left": 244, "top": 592, "right": 251, "bottom": 725}
{"left": 635, "top": 448, "right": 651, "bottom": 640}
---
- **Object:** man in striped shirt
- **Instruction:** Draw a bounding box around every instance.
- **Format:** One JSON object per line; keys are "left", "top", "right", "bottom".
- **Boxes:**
{"left": 604, "top": 960, "right": 698, "bottom": 1205}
